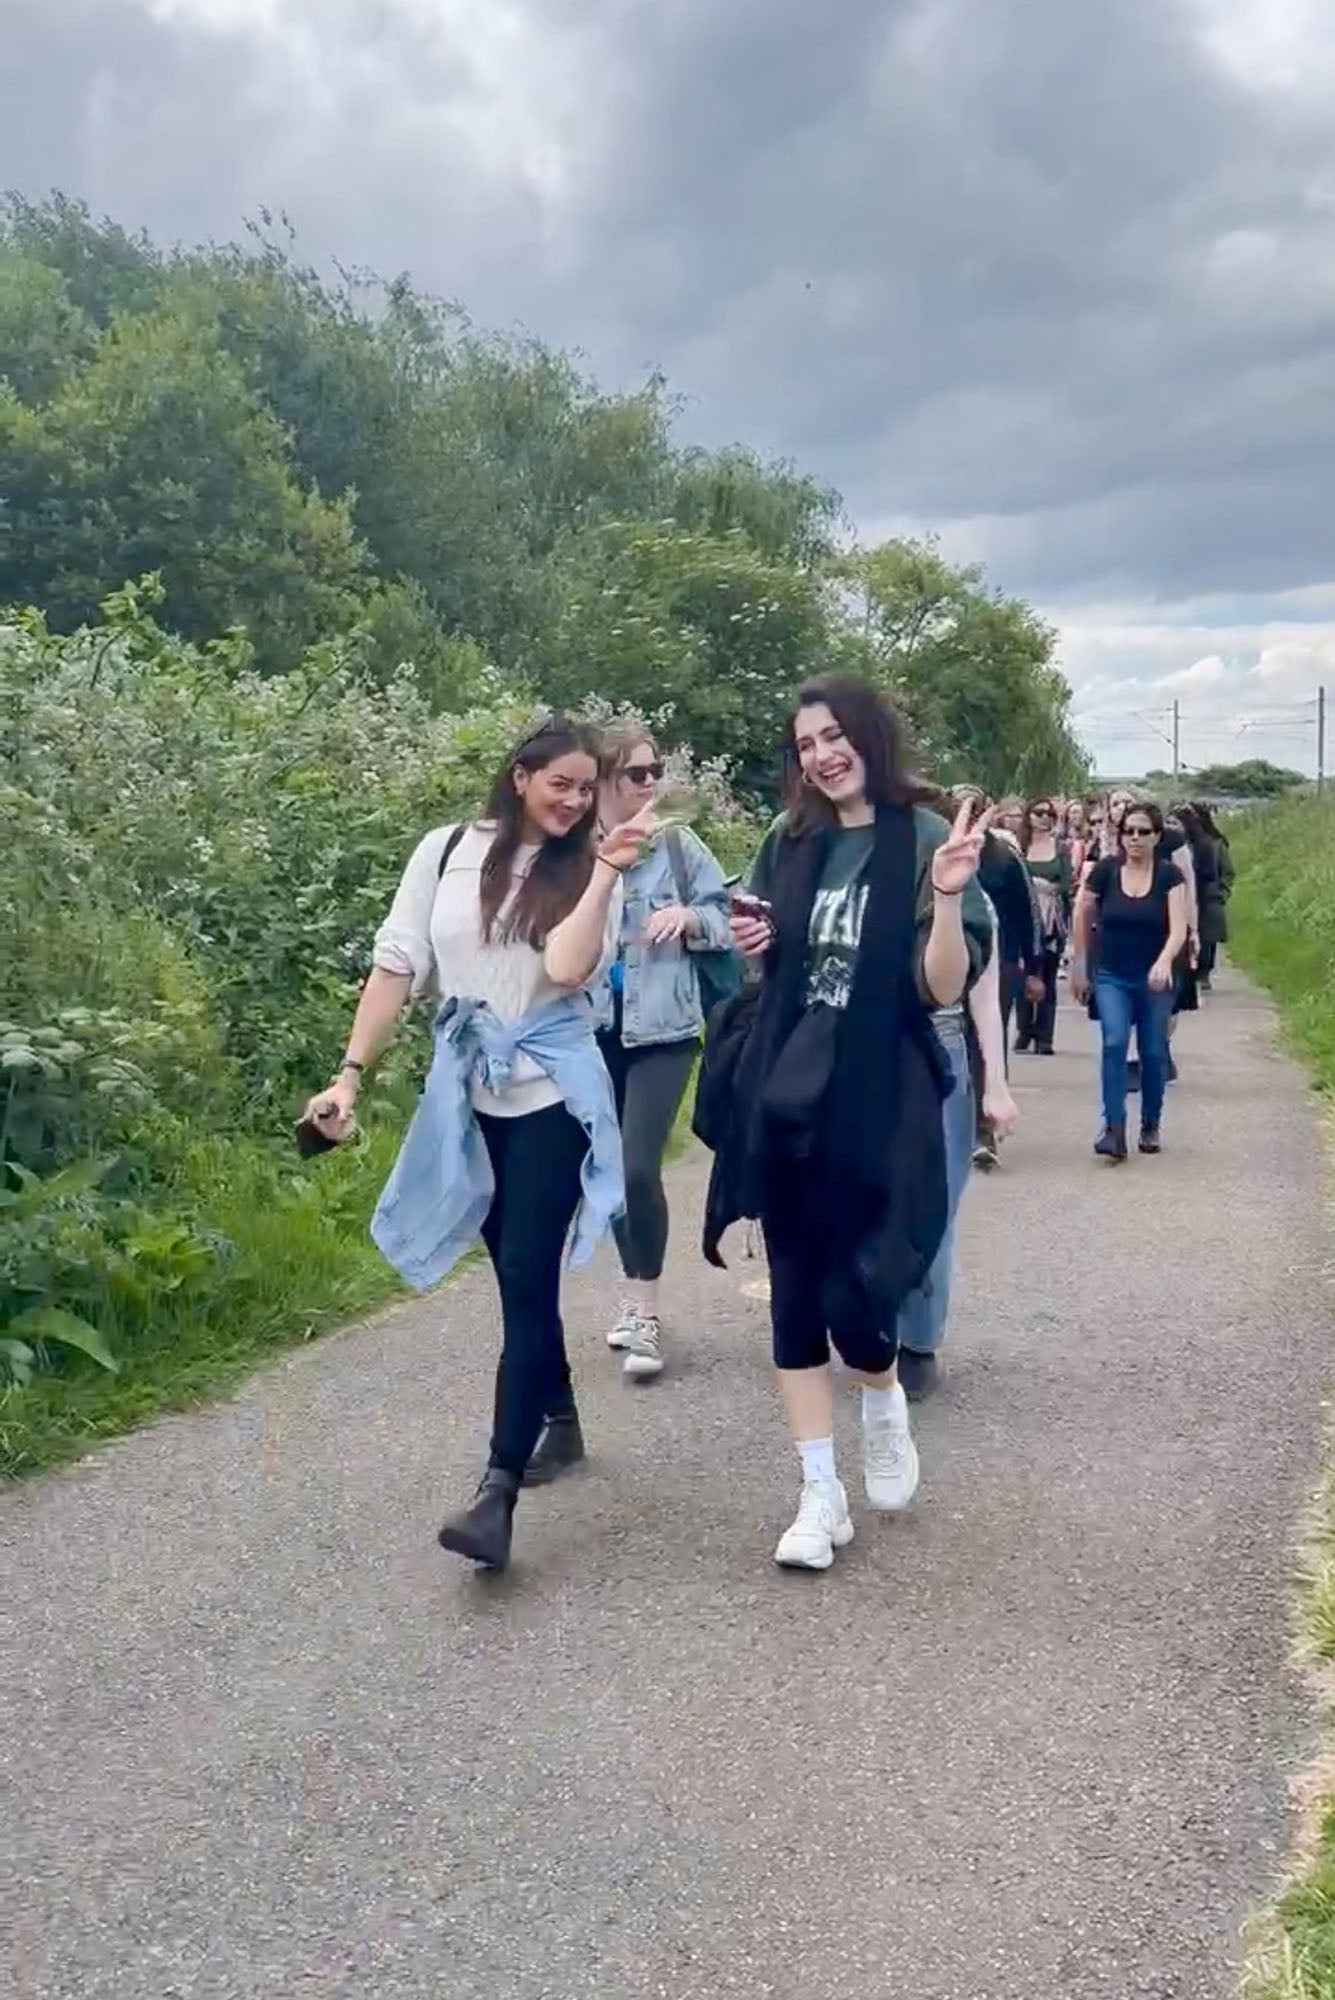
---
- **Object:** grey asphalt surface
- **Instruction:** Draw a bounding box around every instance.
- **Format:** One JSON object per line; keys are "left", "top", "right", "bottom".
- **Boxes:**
{"left": 5, "top": 969, "right": 1334, "bottom": 2000}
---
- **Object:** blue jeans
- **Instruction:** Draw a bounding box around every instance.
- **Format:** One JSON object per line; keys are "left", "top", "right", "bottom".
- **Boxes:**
{"left": 1094, "top": 974, "right": 1173, "bottom": 1129}
{"left": 896, "top": 1015, "right": 974, "bottom": 1356}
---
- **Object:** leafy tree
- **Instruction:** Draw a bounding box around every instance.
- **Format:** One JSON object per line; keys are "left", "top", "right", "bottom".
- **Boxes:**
{"left": 0, "top": 246, "right": 95, "bottom": 402}
{"left": 836, "top": 539, "right": 1088, "bottom": 793}
{"left": 1, "top": 300, "right": 368, "bottom": 668}
{"left": 1189, "top": 759, "right": 1308, "bottom": 799}
{"left": 533, "top": 519, "right": 832, "bottom": 790}
{"left": 1, "top": 195, "right": 1086, "bottom": 788}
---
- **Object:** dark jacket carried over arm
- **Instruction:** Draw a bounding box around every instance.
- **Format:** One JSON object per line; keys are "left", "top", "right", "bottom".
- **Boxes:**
{"left": 979, "top": 834, "right": 1042, "bottom": 974}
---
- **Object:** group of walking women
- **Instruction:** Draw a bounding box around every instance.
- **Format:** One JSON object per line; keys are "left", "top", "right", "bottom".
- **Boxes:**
{"left": 968, "top": 788, "right": 1233, "bottom": 1162}
{"left": 303, "top": 686, "right": 1232, "bottom": 1580}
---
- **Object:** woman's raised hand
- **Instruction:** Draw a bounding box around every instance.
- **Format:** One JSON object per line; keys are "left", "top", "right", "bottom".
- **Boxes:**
{"left": 931, "top": 799, "right": 993, "bottom": 896}
{"left": 597, "top": 798, "right": 657, "bottom": 874}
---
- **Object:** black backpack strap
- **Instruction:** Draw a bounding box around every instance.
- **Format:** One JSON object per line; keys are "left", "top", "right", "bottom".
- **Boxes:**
{"left": 664, "top": 827, "right": 691, "bottom": 904}
{"left": 436, "top": 823, "right": 468, "bottom": 880}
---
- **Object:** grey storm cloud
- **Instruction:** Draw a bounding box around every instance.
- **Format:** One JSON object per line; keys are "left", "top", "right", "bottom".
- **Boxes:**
{"left": 3, "top": 0, "right": 1335, "bottom": 612}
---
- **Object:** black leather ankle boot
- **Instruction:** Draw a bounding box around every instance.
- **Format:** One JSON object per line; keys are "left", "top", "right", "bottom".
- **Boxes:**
{"left": 437, "top": 1467, "right": 519, "bottom": 1571}
{"left": 1094, "top": 1121, "right": 1128, "bottom": 1162}
{"left": 522, "top": 1409, "right": 586, "bottom": 1488}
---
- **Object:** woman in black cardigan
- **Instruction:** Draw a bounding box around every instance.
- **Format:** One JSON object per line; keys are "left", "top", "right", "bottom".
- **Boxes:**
{"left": 700, "top": 676, "right": 991, "bottom": 1571}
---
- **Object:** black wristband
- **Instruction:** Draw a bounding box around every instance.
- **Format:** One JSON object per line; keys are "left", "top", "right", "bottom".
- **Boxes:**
{"left": 339, "top": 1057, "right": 365, "bottom": 1075}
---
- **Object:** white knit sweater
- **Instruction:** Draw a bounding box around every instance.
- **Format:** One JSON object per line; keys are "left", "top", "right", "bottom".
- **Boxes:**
{"left": 373, "top": 823, "right": 621, "bottom": 1117}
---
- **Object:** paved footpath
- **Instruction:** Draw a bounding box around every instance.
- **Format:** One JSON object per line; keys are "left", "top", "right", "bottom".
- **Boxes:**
{"left": 5, "top": 971, "right": 1334, "bottom": 2000}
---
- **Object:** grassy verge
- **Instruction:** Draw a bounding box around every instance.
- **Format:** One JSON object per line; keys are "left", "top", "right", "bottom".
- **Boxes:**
{"left": 1229, "top": 795, "right": 1335, "bottom": 1094}
{"left": 1230, "top": 797, "right": 1335, "bottom": 1996}
{"left": 1246, "top": 1434, "right": 1335, "bottom": 1997}
{"left": 0, "top": 1123, "right": 406, "bottom": 1480}
{"left": 5, "top": 1058, "right": 704, "bottom": 1483}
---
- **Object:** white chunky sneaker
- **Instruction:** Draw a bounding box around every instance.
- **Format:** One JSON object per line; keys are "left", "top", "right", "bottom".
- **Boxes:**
{"left": 622, "top": 1313, "right": 665, "bottom": 1379}
{"left": 774, "top": 1478, "right": 854, "bottom": 1570}
{"left": 863, "top": 1406, "right": 920, "bottom": 1511}
{"left": 607, "top": 1302, "right": 641, "bottom": 1351}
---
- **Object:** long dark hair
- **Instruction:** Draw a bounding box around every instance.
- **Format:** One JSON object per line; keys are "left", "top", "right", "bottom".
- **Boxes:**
{"left": 1020, "top": 796, "right": 1058, "bottom": 855}
{"left": 1189, "top": 798, "right": 1227, "bottom": 843}
{"left": 782, "top": 675, "right": 930, "bottom": 832}
{"left": 478, "top": 718, "right": 601, "bottom": 946}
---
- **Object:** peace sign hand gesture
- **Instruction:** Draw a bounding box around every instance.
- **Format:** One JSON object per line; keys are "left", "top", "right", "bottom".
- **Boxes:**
{"left": 931, "top": 799, "right": 993, "bottom": 896}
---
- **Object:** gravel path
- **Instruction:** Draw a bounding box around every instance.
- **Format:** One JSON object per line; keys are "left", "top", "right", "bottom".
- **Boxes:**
{"left": 4, "top": 970, "right": 1333, "bottom": 2000}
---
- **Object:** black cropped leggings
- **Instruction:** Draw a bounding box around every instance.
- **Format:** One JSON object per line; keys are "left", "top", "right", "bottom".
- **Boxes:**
{"left": 761, "top": 1155, "right": 898, "bottom": 1376}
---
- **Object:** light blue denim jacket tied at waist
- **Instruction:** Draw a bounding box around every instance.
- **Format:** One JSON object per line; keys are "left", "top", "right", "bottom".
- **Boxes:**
{"left": 371, "top": 994, "right": 625, "bottom": 1292}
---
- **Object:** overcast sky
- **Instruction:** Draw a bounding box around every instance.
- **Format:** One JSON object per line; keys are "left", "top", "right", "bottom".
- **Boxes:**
{"left": 4, "top": 0, "right": 1334, "bottom": 776}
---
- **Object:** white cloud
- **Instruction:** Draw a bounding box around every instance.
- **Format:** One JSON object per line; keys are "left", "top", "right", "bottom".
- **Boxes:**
{"left": 1190, "top": 0, "right": 1335, "bottom": 94}
{"left": 1057, "top": 594, "right": 1333, "bottom": 775}
{"left": 1155, "top": 654, "right": 1228, "bottom": 692}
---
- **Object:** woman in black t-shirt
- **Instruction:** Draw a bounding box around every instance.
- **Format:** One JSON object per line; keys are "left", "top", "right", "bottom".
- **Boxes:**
{"left": 1071, "top": 801, "right": 1188, "bottom": 1162}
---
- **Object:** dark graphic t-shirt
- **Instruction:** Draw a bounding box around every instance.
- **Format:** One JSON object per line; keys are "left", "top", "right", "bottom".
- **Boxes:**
{"left": 745, "top": 808, "right": 993, "bottom": 1015}
{"left": 805, "top": 825, "right": 875, "bottom": 1010}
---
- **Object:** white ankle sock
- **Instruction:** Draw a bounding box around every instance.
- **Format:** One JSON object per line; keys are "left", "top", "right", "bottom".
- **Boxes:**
{"left": 798, "top": 1437, "right": 837, "bottom": 1486}
{"left": 862, "top": 1383, "right": 907, "bottom": 1427}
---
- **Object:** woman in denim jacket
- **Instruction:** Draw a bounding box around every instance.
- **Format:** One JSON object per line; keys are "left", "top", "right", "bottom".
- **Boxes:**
{"left": 590, "top": 724, "right": 732, "bottom": 1382}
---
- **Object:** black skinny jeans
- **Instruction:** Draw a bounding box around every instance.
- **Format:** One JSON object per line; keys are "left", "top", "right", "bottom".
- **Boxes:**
{"left": 1015, "top": 948, "right": 1060, "bottom": 1052}
{"left": 597, "top": 1032, "right": 697, "bottom": 1284}
{"left": 477, "top": 1102, "right": 588, "bottom": 1477}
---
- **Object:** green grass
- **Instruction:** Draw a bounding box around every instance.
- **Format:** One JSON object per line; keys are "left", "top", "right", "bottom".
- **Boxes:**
{"left": 0, "top": 1122, "right": 406, "bottom": 1479}
{"left": 1229, "top": 795, "right": 1335, "bottom": 1095}
{"left": 4, "top": 1056, "right": 704, "bottom": 1482}
{"left": 1232, "top": 796, "right": 1335, "bottom": 1997}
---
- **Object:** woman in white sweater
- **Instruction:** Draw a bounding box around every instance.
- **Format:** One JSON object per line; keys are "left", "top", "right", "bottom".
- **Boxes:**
{"left": 304, "top": 719, "right": 652, "bottom": 1572}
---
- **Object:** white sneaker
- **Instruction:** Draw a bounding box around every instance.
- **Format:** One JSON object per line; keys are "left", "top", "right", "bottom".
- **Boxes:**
{"left": 863, "top": 1405, "right": 920, "bottom": 1511}
{"left": 774, "top": 1478, "right": 854, "bottom": 1569}
{"left": 607, "top": 1302, "right": 641, "bottom": 1351}
{"left": 622, "top": 1314, "right": 665, "bottom": 1379}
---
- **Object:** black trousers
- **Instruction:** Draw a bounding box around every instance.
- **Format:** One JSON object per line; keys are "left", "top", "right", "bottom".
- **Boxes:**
{"left": 762, "top": 1156, "right": 898, "bottom": 1376}
{"left": 597, "top": 1032, "right": 697, "bottom": 1283}
{"left": 477, "top": 1102, "right": 588, "bottom": 1477}
{"left": 1015, "top": 948, "right": 1059, "bottom": 1052}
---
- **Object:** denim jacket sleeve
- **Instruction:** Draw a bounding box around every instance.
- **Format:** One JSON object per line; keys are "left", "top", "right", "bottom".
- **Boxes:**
{"left": 679, "top": 829, "right": 733, "bottom": 955}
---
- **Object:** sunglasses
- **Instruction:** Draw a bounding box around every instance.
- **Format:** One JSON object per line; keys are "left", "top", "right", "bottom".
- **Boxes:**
{"left": 1031, "top": 807, "right": 1054, "bottom": 818}
{"left": 1123, "top": 825, "right": 1154, "bottom": 838}
{"left": 624, "top": 762, "right": 664, "bottom": 785}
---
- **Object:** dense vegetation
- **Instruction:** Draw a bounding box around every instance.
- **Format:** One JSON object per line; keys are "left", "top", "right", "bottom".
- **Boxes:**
{"left": 1229, "top": 795, "right": 1335, "bottom": 1094}
{"left": 1142, "top": 759, "right": 1309, "bottom": 800}
{"left": 0, "top": 195, "right": 1087, "bottom": 1474}
{"left": 0, "top": 195, "right": 1086, "bottom": 794}
{"left": 1228, "top": 795, "right": 1335, "bottom": 2000}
